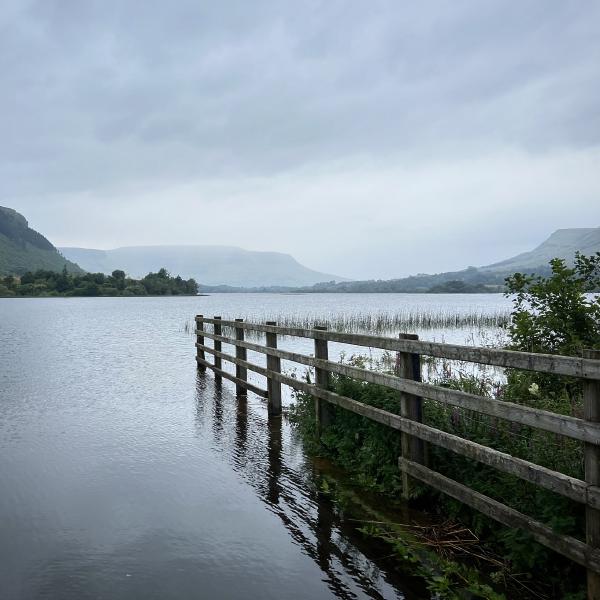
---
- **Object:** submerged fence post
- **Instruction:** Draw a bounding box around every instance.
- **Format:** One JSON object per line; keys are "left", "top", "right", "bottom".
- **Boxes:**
{"left": 584, "top": 348, "right": 600, "bottom": 599}
{"left": 265, "top": 321, "right": 282, "bottom": 416}
{"left": 213, "top": 316, "right": 222, "bottom": 381}
{"left": 235, "top": 318, "right": 247, "bottom": 397}
{"left": 314, "top": 325, "right": 333, "bottom": 437}
{"left": 196, "top": 314, "right": 206, "bottom": 371}
{"left": 396, "top": 333, "right": 425, "bottom": 499}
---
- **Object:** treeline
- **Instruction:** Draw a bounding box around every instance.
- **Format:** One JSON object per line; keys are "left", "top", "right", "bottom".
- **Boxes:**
{"left": 0, "top": 267, "right": 198, "bottom": 297}
{"left": 200, "top": 267, "right": 515, "bottom": 294}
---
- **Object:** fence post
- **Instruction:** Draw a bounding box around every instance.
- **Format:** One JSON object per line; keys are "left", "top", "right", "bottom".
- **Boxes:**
{"left": 265, "top": 321, "right": 282, "bottom": 416}
{"left": 196, "top": 314, "right": 206, "bottom": 371}
{"left": 213, "top": 316, "right": 222, "bottom": 381}
{"left": 584, "top": 348, "right": 600, "bottom": 599}
{"left": 314, "top": 325, "right": 333, "bottom": 437}
{"left": 235, "top": 318, "right": 247, "bottom": 397}
{"left": 396, "top": 333, "right": 425, "bottom": 499}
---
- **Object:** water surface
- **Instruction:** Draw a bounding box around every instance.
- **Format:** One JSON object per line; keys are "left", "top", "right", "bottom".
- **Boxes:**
{"left": 0, "top": 294, "right": 509, "bottom": 599}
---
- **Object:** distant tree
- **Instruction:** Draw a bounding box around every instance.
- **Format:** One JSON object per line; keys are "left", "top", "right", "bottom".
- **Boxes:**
{"left": 20, "top": 272, "right": 35, "bottom": 285}
{"left": 56, "top": 266, "right": 70, "bottom": 293}
{"left": 73, "top": 282, "right": 100, "bottom": 296}
{"left": 3, "top": 275, "right": 16, "bottom": 289}
{"left": 186, "top": 278, "right": 199, "bottom": 295}
{"left": 111, "top": 270, "right": 126, "bottom": 291}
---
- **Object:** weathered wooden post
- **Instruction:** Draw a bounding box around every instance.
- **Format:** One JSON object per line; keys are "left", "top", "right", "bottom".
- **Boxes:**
{"left": 196, "top": 314, "right": 206, "bottom": 371}
{"left": 265, "top": 321, "right": 282, "bottom": 416}
{"left": 267, "top": 413, "right": 282, "bottom": 505}
{"left": 396, "top": 333, "right": 425, "bottom": 499}
{"left": 314, "top": 325, "right": 333, "bottom": 437}
{"left": 584, "top": 348, "right": 600, "bottom": 599}
{"left": 213, "top": 316, "right": 222, "bottom": 381}
{"left": 235, "top": 318, "right": 247, "bottom": 397}
{"left": 316, "top": 488, "right": 334, "bottom": 572}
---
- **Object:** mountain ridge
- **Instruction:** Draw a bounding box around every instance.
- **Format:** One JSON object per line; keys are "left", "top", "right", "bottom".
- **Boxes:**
{"left": 198, "top": 227, "right": 600, "bottom": 293}
{"left": 481, "top": 227, "right": 600, "bottom": 273}
{"left": 3, "top": 205, "right": 598, "bottom": 293}
{"left": 59, "top": 245, "right": 347, "bottom": 288}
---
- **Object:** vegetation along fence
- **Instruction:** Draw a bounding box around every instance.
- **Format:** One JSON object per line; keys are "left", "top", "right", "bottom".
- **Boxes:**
{"left": 195, "top": 314, "right": 600, "bottom": 598}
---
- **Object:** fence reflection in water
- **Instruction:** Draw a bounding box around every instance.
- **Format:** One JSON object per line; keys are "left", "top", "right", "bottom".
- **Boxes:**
{"left": 194, "top": 373, "right": 418, "bottom": 599}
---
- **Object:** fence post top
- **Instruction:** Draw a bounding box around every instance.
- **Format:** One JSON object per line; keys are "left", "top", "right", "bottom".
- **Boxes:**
{"left": 399, "top": 333, "right": 419, "bottom": 340}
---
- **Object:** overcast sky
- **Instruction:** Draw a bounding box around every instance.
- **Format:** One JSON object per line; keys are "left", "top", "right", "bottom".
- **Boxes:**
{"left": 1, "top": 1, "right": 599, "bottom": 279}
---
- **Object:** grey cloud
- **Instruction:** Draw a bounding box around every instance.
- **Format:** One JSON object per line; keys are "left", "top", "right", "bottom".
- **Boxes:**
{"left": 0, "top": 1, "right": 599, "bottom": 277}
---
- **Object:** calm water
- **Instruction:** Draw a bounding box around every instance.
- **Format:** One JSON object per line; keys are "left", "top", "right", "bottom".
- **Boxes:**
{"left": 0, "top": 294, "right": 510, "bottom": 600}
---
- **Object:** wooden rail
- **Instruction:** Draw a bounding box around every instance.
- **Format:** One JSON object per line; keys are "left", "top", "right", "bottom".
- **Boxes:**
{"left": 195, "top": 315, "right": 600, "bottom": 596}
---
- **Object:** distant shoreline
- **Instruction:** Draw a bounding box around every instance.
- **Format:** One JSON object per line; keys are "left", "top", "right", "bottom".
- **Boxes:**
{"left": 1, "top": 291, "right": 507, "bottom": 299}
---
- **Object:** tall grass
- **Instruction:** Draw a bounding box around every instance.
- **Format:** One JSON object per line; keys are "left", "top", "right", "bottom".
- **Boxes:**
{"left": 183, "top": 308, "right": 509, "bottom": 336}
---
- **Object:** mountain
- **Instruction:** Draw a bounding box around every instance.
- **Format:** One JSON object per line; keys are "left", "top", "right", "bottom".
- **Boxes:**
{"left": 205, "top": 227, "right": 599, "bottom": 293}
{"left": 480, "top": 228, "right": 600, "bottom": 273}
{"left": 0, "top": 207, "right": 83, "bottom": 276}
{"left": 59, "top": 245, "right": 346, "bottom": 288}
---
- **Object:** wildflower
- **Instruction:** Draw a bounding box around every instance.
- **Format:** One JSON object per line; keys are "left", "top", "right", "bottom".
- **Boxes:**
{"left": 528, "top": 382, "right": 540, "bottom": 396}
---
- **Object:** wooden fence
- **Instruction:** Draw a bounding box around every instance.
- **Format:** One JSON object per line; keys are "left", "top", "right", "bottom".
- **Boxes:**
{"left": 195, "top": 314, "right": 600, "bottom": 598}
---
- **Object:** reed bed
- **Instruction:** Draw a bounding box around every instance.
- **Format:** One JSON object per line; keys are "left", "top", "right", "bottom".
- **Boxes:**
{"left": 183, "top": 309, "right": 509, "bottom": 337}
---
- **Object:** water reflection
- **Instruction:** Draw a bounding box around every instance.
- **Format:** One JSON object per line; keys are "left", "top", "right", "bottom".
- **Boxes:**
{"left": 0, "top": 297, "right": 437, "bottom": 600}
{"left": 196, "top": 372, "right": 425, "bottom": 600}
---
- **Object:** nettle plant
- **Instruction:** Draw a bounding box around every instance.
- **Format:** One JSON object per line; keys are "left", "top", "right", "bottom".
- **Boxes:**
{"left": 504, "top": 252, "right": 600, "bottom": 414}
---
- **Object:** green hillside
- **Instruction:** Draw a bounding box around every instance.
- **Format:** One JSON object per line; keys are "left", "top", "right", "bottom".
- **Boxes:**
{"left": 0, "top": 206, "right": 83, "bottom": 276}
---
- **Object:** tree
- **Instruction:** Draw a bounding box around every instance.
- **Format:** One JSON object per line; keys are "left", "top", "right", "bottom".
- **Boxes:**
{"left": 504, "top": 252, "right": 600, "bottom": 411}
{"left": 3, "top": 275, "right": 16, "bottom": 289}
{"left": 186, "top": 278, "right": 199, "bottom": 295}
{"left": 111, "top": 270, "right": 126, "bottom": 291}
{"left": 505, "top": 252, "right": 600, "bottom": 356}
{"left": 20, "top": 272, "right": 35, "bottom": 285}
{"left": 56, "top": 266, "right": 70, "bottom": 293}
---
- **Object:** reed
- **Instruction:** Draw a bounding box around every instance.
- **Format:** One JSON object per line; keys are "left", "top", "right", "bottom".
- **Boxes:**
{"left": 185, "top": 308, "right": 509, "bottom": 337}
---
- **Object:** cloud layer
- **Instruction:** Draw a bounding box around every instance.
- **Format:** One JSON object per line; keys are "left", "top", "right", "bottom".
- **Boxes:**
{"left": 2, "top": 1, "right": 599, "bottom": 278}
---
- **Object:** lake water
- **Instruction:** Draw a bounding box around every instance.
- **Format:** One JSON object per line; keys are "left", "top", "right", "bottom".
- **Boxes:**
{"left": 0, "top": 294, "right": 511, "bottom": 599}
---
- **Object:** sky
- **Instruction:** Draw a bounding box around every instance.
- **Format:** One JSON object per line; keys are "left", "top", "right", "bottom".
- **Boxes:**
{"left": 1, "top": 1, "right": 599, "bottom": 280}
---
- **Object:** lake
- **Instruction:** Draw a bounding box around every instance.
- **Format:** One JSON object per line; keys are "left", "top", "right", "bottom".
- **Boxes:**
{"left": 0, "top": 294, "right": 511, "bottom": 599}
